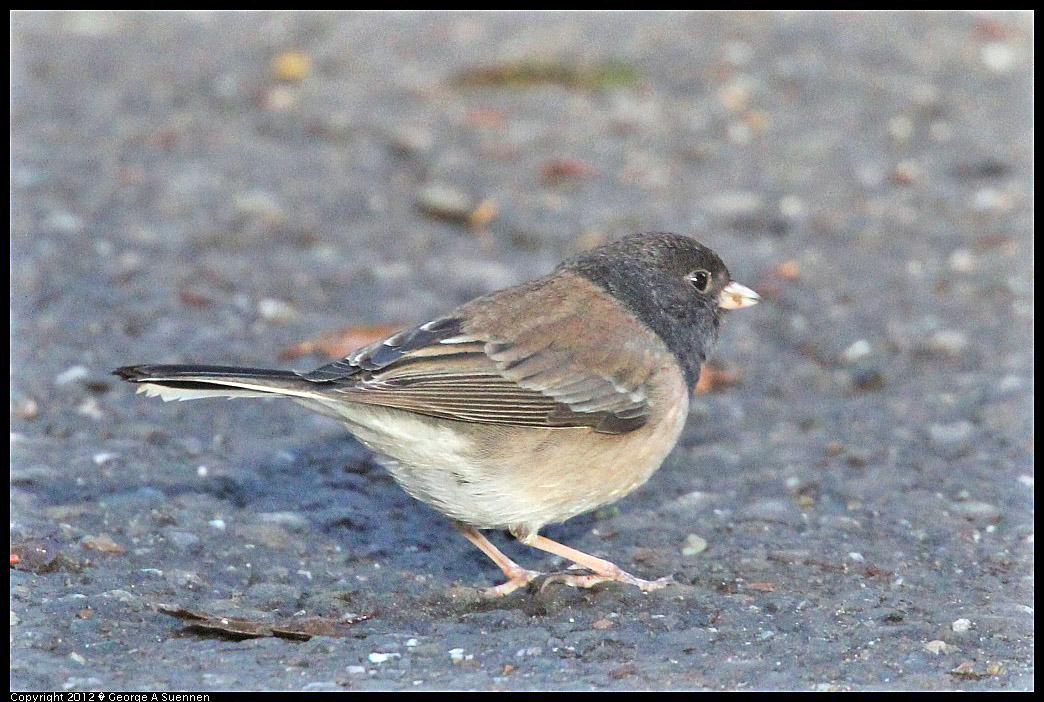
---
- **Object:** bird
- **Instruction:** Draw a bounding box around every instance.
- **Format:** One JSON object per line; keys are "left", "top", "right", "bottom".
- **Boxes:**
{"left": 115, "top": 232, "right": 759, "bottom": 596}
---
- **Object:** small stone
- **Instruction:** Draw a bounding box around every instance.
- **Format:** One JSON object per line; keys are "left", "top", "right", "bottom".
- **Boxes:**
{"left": 840, "top": 340, "right": 872, "bottom": 364}
{"left": 346, "top": 665, "right": 367, "bottom": 676}
{"left": 166, "top": 570, "right": 206, "bottom": 589}
{"left": 271, "top": 50, "right": 311, "bottom": 82}
{"left": 981, "top": 42, "right": 1016, "bottom": 73}
{"left": 925, "top": 330, "right": 968, "bottom": 356}
{"left": 949, "top": 501, "right": 1001, "bottom": 524}
{"left": 417, "top": 183, "right": 473, "bottom": 221}
{"left": 948, "top": 249, "right": 976, "bottom": 273}
{"left": 13, "top": 398, "right": 39, "bottom": 420}
{"left": 704, "top": 191, "right": 763, "bottom": 217}
{"left": 738, "top": 499, "right": 802, "bottom": 526}
{"left": 80, "top": 534, "right": 126, "bottom": 554}
{"left": 69, "top": 652, "right": 87, "bottom": 666}
{"left": 209, "top": 519, "right": 226, "bottom": 530}
{"left": 76, "top": 398, "right": 104, "bottom": 420}
{"left": 55, "top": 366, "right": 90, "bottom": 386}
{"left": 46, "top": 210, "right": 84, "bottom": 234}
{"left": 165, "top": 529, "right": 202, "bottom": 552}
{"left": 925, "top": 640, "right": 956, "bottom": 655}
{"left": 101, "top": 589, "right": 143, "bottom": 611}
{"left": 888, "top": 115, "right": 914, "bottom": 141}
{"left": 448, "top": 648, "right": 471, "bottom": 663}
{"left": 301, "top": 682, "right": 339, "bottom": 692}
{"left": 778, "top": 196, "right": 805, "bottom": 220}
{"left": 971, "top": 188, "right": 1010, "bottom": 212}
{"left": 257, "top": 298, "right": 297, "bottom": 324}
{"left": 849, "top": 366, "right": 885, "bottom": 392}
{"left": 368, "top": 652, "right": 400, "bottom": 664}
{"left": 926, "top": 421, "right": 976, "bottom": 459}
{"left": 951, "top": 618, "right": 972, "bottom": 633}
{"left": 682, "top": 534, "right": 708, "bottom": 557}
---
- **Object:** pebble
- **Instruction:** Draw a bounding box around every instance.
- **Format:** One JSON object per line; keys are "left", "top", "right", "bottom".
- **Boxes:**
{"left": 951, "top": 618, "right": 973, "bottom": 633}
{"left": 80, "top": 534, "right": 125, "bottom": 554}
{"left": 925, "top": 421, "right": 976, "bottom": 458}
{"left": 924, "top": 640, "right": 956, "bottom": 655}
{"left": 301, "top": 682, "right": 339, "bottom": 692}
{"left": 849, "top": 365, "right": 886, "bottom": 392}
{"left": 234, "top": 191, "right": 285, "bottom": 224}
{"left": 55, "top": 366, "right": 90, "bottom": 386}
{"left": 981, "top": 42, "right": 1017, "bottom": 73}
{"left": 101, "top": 589, "right": 143, "bottom": 611}
{"left": 840, "top": 339, "right": 872, "bottom": 364}
{"left": 166, "top": 570, "right": 206, "bottom": 589}
{"left": 164, "top": 529, "right": 202, "bottom": 552}
{"left": 346, "top": 665, "right": 367, "bottom": 676}
{"left": 76, "top": 398, "right": 104, "bottom": 420}
{"left": 738, "top": 499, "right": 803, "bottom": 527}
{"left": 368, "top": 652, "right": 400, "bottom": 664}
{"left": 924, "top": 330, "right": 968, "bottom": 357}
{"left": 257, "top": 298, "right": 297, "bottom": 324}
{"left": 948, "top": 249, "right": 976, "bottom": 273}
{"left": 703, "top": 191, "right": 763, "bottom": 217}
{"left": 949, "top": 501, "right": 1001, "bottom": 524}
{"left": 682, "top": 534, "right": 708, "bottom": 557}
{"left": 448, "top": 648, "right": 472, "bottom": 663}
{"left": 416, "top": 183, "right": 473, "bottom": 221}
{"left": 271, "top": 50, "right": 311, "bottom": 82}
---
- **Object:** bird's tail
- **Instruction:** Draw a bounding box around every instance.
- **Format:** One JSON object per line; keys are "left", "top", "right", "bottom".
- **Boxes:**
{"left": 113, "top": 364, "right": 320, "bottom": 402}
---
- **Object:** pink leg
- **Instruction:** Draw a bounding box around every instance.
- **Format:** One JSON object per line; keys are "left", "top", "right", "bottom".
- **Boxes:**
{"left": 516, "top": 532, "right": 672, "bottom": 592}
{"left": 454, "top": 523, "right": 541, "bottom": 597}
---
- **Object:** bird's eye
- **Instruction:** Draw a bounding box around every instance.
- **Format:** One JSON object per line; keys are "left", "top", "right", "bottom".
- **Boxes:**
{"left": 687, "top": 270, "right": 711, "bottom": 292}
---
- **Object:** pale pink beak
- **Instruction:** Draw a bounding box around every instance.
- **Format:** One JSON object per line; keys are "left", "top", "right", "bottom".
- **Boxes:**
{"left": 718, "top": 281, "right": 760, "bottom": 310}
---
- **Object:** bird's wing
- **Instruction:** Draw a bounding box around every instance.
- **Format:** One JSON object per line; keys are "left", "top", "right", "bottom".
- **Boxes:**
{"left": 299, "top": 274, "right": 665, "bottom": 434}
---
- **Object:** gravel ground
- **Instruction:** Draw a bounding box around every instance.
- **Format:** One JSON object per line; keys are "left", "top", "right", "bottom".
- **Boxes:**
{"left": 10, "top": 11, "right": 1033, "bottom": 692}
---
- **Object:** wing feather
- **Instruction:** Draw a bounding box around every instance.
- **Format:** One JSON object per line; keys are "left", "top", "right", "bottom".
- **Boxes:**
{"left": 296, "top": 274, "right": 663, "bottom": 434}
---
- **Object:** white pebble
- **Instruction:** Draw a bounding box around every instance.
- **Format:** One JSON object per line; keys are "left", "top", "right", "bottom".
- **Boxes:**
{"left": 55, "top": 366, "right": 90, "bottom": 386}
{"left": 257, "top": 298, "right": 297, "bottom": 324}
{"left": 981, "top": 42, "right": 1016, "bottom": 73}
{"left": 368, "top": 652, "right": 399, "bottom": 664}
{"left": 948, "top": 249, "right": 975, "bottom": 273}
{"left": 951, "top": 618, "right": 972, "bottom": 632}
{"left": 841, "top": 340, "right": 872, "bottom": 364}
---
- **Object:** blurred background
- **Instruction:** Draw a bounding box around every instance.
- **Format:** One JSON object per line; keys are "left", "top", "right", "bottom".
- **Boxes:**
{"left": 11, "top": 11, "right": 1033, "bottom": 692}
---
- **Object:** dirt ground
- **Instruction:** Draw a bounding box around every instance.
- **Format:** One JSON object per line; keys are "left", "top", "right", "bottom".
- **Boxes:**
{"left": 10, "top": 11, "right": 1033, "bottom": 691}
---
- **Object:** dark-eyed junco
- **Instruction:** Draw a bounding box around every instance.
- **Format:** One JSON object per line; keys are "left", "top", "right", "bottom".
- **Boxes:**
{"left": 116, "top": 233, "right": 758, "bottom": 596}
